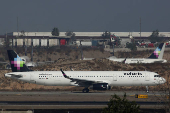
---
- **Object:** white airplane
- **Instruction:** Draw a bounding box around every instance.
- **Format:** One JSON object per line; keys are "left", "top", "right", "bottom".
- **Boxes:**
{"left": 4, "top": 50, "right": 166, "bottom": 93}
{"left": 20, "top": 56, "right": 37, "bottom": 68}
{"left": 107, "top": 43, "right": 167, "bottom": 64}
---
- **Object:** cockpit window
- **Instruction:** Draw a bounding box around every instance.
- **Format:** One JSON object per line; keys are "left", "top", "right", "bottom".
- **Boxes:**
{"left": 154, "top": 75, "right": 160, "bottom": 77}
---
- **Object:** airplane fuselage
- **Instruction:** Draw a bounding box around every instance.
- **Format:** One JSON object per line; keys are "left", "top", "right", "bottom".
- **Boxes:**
{"left": 108, "top": 58, "right": 167, "bottom": 64}
{"left": 5, "top": 71, "right": 165, "bottom": 87}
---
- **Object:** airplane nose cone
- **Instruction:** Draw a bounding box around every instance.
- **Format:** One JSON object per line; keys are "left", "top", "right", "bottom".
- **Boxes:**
{"left": 163, "top": 78, "right": 166, "bottom": 83}
{"left": 159, "top": 77, "right": 166, "bottom": 84}
{"left": 163, "top": 60, "right": 167, "bottom": 63}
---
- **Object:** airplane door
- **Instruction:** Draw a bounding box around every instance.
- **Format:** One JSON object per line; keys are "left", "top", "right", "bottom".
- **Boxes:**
{"left": 145, "top": 74, "right": 150, "bottom": 81}
{"left": 113, "top": 75, "right": 117, "bottom": 81}
{"left": 30, "top": 74, "right": 36, "bottom": 83}
{"left": 73, "top": 74, "right": 76, "bottom": 78}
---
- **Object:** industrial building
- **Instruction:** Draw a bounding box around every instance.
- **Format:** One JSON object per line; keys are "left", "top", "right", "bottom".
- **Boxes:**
{"left": 7, "top": 32, "right": 170, "bottom": 37}
{"left": 0, "top": 32, "right": 169, "bottom": 47}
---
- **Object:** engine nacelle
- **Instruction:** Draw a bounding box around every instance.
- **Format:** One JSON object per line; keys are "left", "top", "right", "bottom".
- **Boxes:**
{"left": 91, "top": 83, "right": 111, "bottom": 90}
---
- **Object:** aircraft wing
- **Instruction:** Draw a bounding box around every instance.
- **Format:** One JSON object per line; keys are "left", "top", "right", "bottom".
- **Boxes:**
{"left": 60, "top": 69, "right": 105, "bottom": 87}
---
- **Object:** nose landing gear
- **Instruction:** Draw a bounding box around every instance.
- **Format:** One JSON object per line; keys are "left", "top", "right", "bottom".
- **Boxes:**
{"left": 146, "top": 86, "right": 149, "bottom": 93}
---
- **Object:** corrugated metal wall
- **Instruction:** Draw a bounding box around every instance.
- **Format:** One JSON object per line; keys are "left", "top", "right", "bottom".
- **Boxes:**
{"left": 11, "top": 39, "right": 59, "bottom": 46}
{"left": 49, "top": 39, "right": 58, "bottom": 46}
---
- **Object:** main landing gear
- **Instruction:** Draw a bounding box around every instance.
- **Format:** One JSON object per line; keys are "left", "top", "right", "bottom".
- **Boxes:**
{"left": 146, "top": 86, "right": 149, "bottom": 93}
{"left": 82, "top": 88, "right": 89, "bottom": 93}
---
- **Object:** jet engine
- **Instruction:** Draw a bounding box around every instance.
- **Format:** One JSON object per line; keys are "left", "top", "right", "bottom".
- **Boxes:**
{"left": 91, "top": 83, "right": 111, "bottom": 90}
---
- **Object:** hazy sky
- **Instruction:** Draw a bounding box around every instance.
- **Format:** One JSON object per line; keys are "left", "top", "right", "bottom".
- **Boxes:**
{"left": 0, "top": 0, "right": 170, "bottom": 35}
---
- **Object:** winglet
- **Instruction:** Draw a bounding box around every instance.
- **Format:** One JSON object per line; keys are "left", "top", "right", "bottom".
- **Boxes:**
{"left": 60, "top": 69, "right": 69, "bottom": 78}
{"left": 122, "top": 57, "right": 127, "bottom": 64}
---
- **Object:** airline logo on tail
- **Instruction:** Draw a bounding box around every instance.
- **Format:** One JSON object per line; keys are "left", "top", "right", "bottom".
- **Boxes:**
{"left": 148, "top": 43, "right": 165, "bottom": 59}
{"left": 7, "top": 50, "right": 32, "bottom": 72}
{"left": 11, "top": 55, "right": 25, "bottom": 70}
{"left": 154, "top": 47, "right": 161, "bottom": 58}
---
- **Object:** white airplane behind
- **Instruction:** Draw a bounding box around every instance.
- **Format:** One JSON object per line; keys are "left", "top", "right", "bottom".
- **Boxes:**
{"left": 107, "top": 43, "right": 167, "bottom": 64}
{"left": 4, "top": 50, "right": 166, "bottom": 93}
{"left": 20, "top": 56, "right": 37, "bottom": 68}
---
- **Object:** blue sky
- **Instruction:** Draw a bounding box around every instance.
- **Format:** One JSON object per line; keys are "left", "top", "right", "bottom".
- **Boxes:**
{"left": 0, "top": 0, "right": 170, "bottom": 34}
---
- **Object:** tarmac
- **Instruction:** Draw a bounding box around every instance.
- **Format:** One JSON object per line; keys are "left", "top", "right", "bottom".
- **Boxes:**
{"left": 0, "top": 91, "right": 167, "bottom": 102}
{"left": 0, "top": 91, "right": 168, "bottom": 109}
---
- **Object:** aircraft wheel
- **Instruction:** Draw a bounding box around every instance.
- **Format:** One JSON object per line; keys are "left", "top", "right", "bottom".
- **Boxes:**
{"left": 82, "top": 88, "right": 89, "bottom": 93}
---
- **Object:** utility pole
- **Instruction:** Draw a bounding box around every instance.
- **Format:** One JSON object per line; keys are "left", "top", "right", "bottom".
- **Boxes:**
{"left": 31, "top": 33, "right": 34, "bottom": 62}
{"left": 140, "top": 17, "right": 141, "bottom": 38}
{"left": 31, "top": 40, "right": 33, "bottom": 62}
{"left": 6, "top": 31, "right": 7, "bottom": 42}
{"left": 17, "top": 17, "right": 19, "bottom": 35}
{"left": 112, "top": 43, "right": 114, "bottom": 56}
{"left": 5, "top": 31, "right": 8, "bottom": 48}
{"left": 80, "top": 40, "right": 83, "bottom": 60}
{"left": 25, "top": 33, "right": 28, "bottom": 56}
